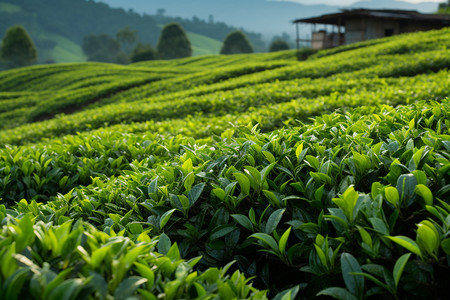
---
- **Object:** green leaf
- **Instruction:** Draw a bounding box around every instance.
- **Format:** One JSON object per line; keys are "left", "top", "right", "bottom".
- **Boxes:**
{"left": 210, "top": 225, "right": 235, "bottom": 240}
{"left": 188, "top": 183, "right": 205, "bottom": 207}
{"left": 231, "top": 214, "right": 254, "bottom": 231}
{"left": 260, "top": 162, "right": 277, "bottom": 184}
{"left": 396, "top": 174, "right": 418, "bottom": 203}
{"left": 317, "top": 287, "right": 359, "bottom": 300}
{"left": 296, "top": 143, "right": 304, "bottom": 162}
{"left": 158, "top": 233, "right": 171, "bottom": 255}
{"left": 166, "top": 243, "right": 180, "bottom": 261}
{"left": 414, "top": 184, "right": 433, "bottom": 205}
{"left": 3, "top": 268, "right": 29, "bottom": 300}
{"left": 114, "top": 276, "right": 147, "bottom": 300}
{"left": 47, "top": 278, "right": 84, "bottom": 300}
{"left": 305, "top": 155, "right": 320, "bottom": 170}
{"left": 250, "top": 233, "right": 279, "bottom": 252}
{"left": 159, "top": 209, "right": 176, "bottom": 230}
{"left": 384, "top": 186, "right": 399, "bottom": 208}
{"left": 393, "top": 253, "right": 411, "bottom": 288}
{"left": 265, "top": 208, "right": 285, "bottom": 234}
{"left": 386, "top": 236, "right": 422, "bottom": 257}
{"left": 184, "top": 172, "right": 195, "bottom": 191}
{"left": 416, "top": 223, "right": 438, "bottom": 256}
{"left": 350, "top": 272, "right": 390, "bottom": 292}
{"left": 441, "top": 238, "right": 450, "bottom": 255}
{"left": 234, "top": 173, "right": 250, "bottom": 195}
{"left": 148, "top": 177, "right": 158, "bottom": 195}
{"left": 314, "top": 244, "right": 328, "bottom": 267}
{"left": 91, "top": 245, "right": 112, "bottom": 268}
{"left": 279, "top": 227, "right": 291, "bottom": 256}
{"left": 262, "top": 151, "right": 276, "bottom": 163}
{"left": 212, "top": 188, "right": 226, "bottom": 201}
{"left": 134, "top": 263, "right": 155, "bottom": 290}
{"left": 356, "top": 226, "right": 372, "bottom": 248}
{"left": 43, "top": 268, "right": 74, "bottom": 299}
{"left": 341, "top": 253, "right": 364, "bottom": 299}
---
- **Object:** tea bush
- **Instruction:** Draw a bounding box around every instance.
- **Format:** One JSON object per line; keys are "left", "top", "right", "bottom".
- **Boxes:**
{"left": 0, "top": 27, "right": 449, "bottom": 299}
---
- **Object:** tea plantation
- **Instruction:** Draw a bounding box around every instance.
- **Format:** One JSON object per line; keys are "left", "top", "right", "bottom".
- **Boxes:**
{"left": 0, "top": 28, "right": 449, "bottom": 299}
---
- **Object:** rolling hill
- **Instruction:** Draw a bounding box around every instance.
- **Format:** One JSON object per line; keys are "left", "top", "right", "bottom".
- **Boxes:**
{"left": 0, "top": 28, "right": 449, "bottom": 299}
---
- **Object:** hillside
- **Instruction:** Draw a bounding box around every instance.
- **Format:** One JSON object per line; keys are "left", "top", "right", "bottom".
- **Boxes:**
{"left": 0, "top": 28, "right": 449, "bottom": 299}
{"left": 0, "top": 0, "right": 263, "bottom": 63}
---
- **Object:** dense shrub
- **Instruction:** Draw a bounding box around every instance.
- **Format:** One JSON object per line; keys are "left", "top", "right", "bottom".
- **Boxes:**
{"left": 0, "top": 25, "right": 37, "bottom": 69}
{"left": 157, "top": 23, "right": 192, "bottom": 60}
{"left": 220, "top": 31, "right": 253, "bottom": 54}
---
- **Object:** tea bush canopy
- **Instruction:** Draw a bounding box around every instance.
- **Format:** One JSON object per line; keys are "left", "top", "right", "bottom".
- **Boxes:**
{"left": 157, "top": 23, "right": 192, "bottom": 59}
{"left": 0, "top": 25, "right": 37, "bottom": 69}
{"left": 0, "top": 27, "right": 449, "bottom": 299}
{"left": 220, "top": 30, "right": 253, "bottom": 54}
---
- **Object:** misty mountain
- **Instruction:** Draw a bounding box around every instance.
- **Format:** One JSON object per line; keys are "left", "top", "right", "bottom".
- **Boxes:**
{"left": 98, "top": 0, "right": 440, "bottom": 38}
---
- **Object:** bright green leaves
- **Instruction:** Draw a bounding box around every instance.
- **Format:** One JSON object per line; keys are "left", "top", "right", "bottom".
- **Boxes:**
{"left": 416, "top": 220, "right": 439, "bottom": 260}
{"left": 250, "top": 227, "right": 293, "bottom": 264}
{"left": 384, "top": 186, "right": 400, "bottom": 208}
{"left": 159, "top": 209, "right": 176, "bottom": 231}
{"left": 386, "top": 236, "right": 422, "bottom": 258}
{"left": 387, "top": 219, "right": 442, "bottom": 261}
{"left": 331, "top": 186, "right": 361, "bottom": 225}
{"left": 234, "top": 172, "right": 250, "bottom": 196}
{"left": 414, "top": 184, "right": 433, "bottom": 205}
{"left": 311, "top": 234, "right": 343, "bottom": 274}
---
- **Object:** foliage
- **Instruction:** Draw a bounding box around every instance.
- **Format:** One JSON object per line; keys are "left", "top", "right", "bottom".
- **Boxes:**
{"left": 82, "top": 34, "right": 121, "bottom": 63}
{"left": 0, "top": 27, "right": 449, "bottom": 299}
{"left": 116, "top": 26, "right": 138, "bottom": 56}
{"left": 0, "top": 25, "right": 37, "bottom": 69}
{"left": 156, "top": 23, "right": 192, "bottom": 60}
{"left": 220, "top": 31, "right": 254, "bottom": 55}
{"left": 269, "top": 39, "right": 290, "bottom": 52}
{"left": 130, "top": 43, "right": 157, "bottom": 63}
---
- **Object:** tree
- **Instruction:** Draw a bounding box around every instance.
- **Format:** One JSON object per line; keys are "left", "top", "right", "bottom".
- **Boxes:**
{"left": 269, "top": 39, "right": 290, "bottom": 52}
{"left": 82, "top": 34, "right": 120, "bottom": 63}
{"left": 156, "top": 23, "right": 192, "bottom": 60}
{"left": 130, "top": 43, "right": 156, "bottom": 63}
{"left": 220, "top": 31, "right": 253, "bottom": 55}
{"left": 1, "top": 25, "right": 37, "bottom": 69}
{"left": 116, "top": 27, "right": 138, "bottom": 55}
{"left": 437, "top": 0, "right": 450, "bottom": 13}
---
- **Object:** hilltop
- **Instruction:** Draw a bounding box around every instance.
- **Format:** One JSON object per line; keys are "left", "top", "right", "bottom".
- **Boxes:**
{"left": 0, "top": 28, "right": 449, "bottom": 299}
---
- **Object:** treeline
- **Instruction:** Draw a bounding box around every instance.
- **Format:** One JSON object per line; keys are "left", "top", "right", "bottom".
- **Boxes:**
{"left": 0, "top": 23, "right": 289, "bottom": 69}
{"left": 0, "top": 0, "right": 267, "bottom": 63}
{"left": 81, "top": 24, "right": 259, "bottom": 64}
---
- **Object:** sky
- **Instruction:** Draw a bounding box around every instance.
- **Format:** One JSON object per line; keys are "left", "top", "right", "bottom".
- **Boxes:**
{"left": 282, "top": 0, "right": 443, "bottom": 5}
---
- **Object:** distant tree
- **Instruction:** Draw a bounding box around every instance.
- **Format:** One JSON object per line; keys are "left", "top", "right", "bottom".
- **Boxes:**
{"left": 1, "top": 25, "right": 37, "bottom": 69}
{"left": 269, "top": 39, "right": 290, "bottom": 52}
{"left": 130, "top": 43, "right": 156, "bottom": 62}
{"left": 116, "top": 27, "right": 138, "bottom": 55}
{"left": 220, "top": 31, "right": 253, "bottom": 55}
{"left": 82, "top": 34, "right": 120, "bottom": 63}
{"left": 157, "top": 23, "right": 192, "bottom": 59}
{"left": 437, "top": 0, "right": 450, "bottom": 13}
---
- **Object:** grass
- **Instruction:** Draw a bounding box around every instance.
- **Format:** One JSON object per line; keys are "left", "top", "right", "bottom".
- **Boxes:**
{"left": 0, "top": 2, "right": 21, "bottom": 13}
